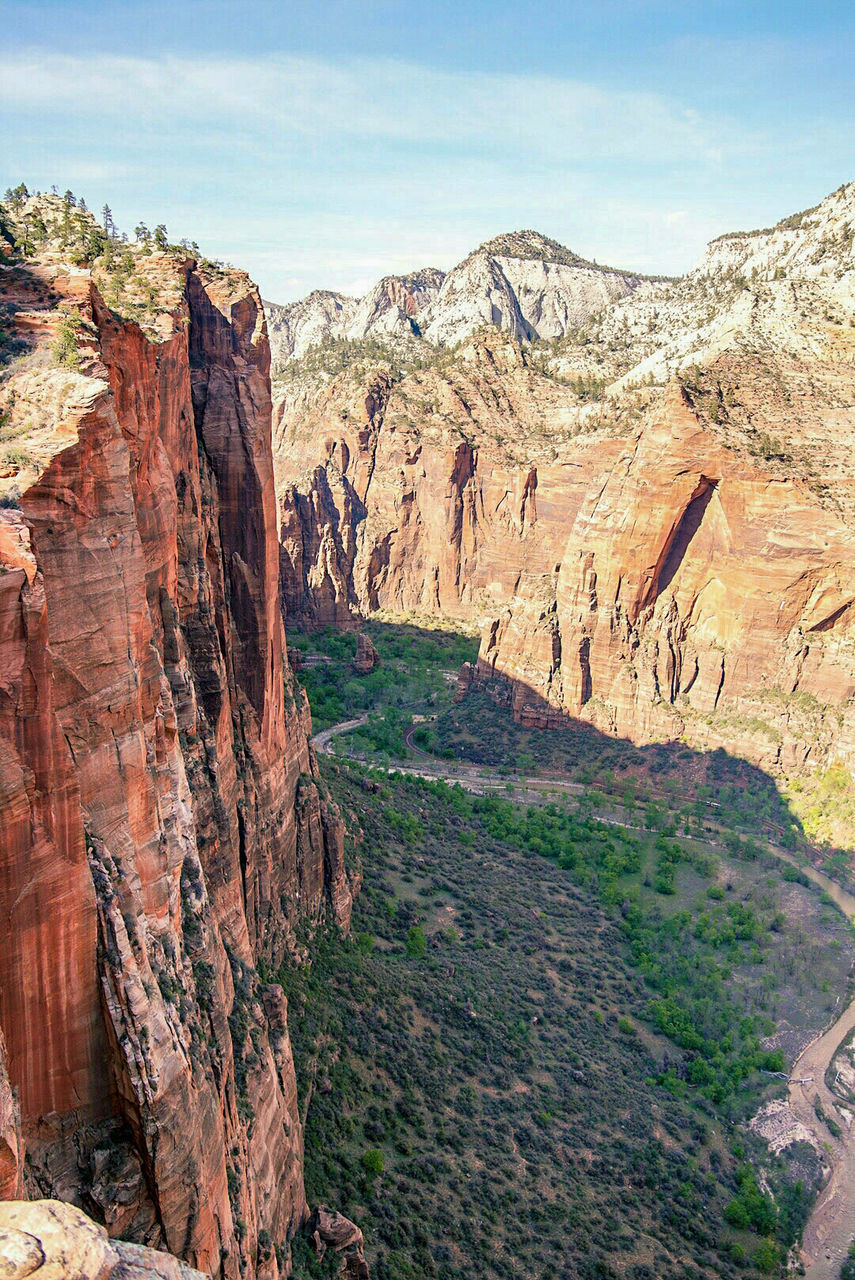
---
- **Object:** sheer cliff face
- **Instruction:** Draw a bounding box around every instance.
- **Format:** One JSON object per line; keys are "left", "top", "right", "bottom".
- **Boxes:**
{"left": 479, "top": 385, "right": 855, "bottom": 772}
{"left": 0, "top": 236, "right": 352, "bottom": 1278}
{"left": 273, "top": 184, "right": 855, "bottom": 777}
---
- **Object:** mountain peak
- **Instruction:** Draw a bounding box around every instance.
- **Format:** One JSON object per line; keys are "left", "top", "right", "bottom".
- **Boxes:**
{"left": 475, "top": 229, "right": 587, "bottom": 268}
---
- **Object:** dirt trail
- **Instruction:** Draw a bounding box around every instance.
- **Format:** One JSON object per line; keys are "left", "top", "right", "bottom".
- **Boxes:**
{"left": 314, "top": 716, "right": 855, "bottom": 1274}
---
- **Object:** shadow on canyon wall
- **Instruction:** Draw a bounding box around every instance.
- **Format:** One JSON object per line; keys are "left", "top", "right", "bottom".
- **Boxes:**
{"left": 293, "top": 617, "right": 853, "bottom": 888}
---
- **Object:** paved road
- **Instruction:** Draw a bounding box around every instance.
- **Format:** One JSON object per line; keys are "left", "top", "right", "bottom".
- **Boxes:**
{"left": 312, "top": 715, "right": 369, "bottom": 754}
{"left": 314, "top": 712, "right": 855, "bottom": 1273}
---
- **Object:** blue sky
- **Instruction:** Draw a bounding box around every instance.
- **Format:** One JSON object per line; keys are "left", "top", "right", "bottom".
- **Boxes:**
{"left": 2, "top": 1, "right": 853, "bottom": 301}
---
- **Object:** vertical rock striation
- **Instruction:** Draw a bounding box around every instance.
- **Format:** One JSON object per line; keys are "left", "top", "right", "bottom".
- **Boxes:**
{"left": 0, "top": 224, "right": 353, "bottom": 1279}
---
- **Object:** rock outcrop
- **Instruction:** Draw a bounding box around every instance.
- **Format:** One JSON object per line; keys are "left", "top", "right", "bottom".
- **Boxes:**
{"left": 0, "top": 195, "right": 355, "bottom": 1279}
{"left": 272, "top": 183, "right": 855, "bottom": 780}
{"left": 266, "top": 268, "right": 445, "bottom": 365}
{"left": 352, "top": 633, "right": 378, "bottom": 675}
{"left": 0, "top": 1199, "right": 207, "bottom": 1279}
{"left": 266, "top": 231, "right": 646, "bottom": 366}
{"left": 307, "top": 1208, "right": 368, "bottom": 1280}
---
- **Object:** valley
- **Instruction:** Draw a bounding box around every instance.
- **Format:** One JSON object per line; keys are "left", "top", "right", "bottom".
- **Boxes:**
{"left": 1, "top": 177, "right": 855, "bottom": 1280}
{"left": 286, "top": 621, "right": 855, "bottom": 1280}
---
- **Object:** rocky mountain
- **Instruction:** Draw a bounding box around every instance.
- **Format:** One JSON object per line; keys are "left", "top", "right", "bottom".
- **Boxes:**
{"left": 266, "top": 231, "right": 648, "bottom": 365}
{"left": 266, "top": 268, "right": 446, "bottom": 363}
{"left": 0, "top": 194, "right": 356, "bottom": 1279}
{"left": 272, "top": 182, "right": 855, "bottom": 810}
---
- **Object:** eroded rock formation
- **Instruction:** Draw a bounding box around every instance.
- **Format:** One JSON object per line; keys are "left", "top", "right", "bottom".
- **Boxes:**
{"left": 0, "top": 1199, "right": 207, "bottom": 1279}
{"left": 0, "top": 197, "right": 355, "bottom": 1279}
{"left": 352, "top": 634, "right": 379, "bottom": 675}
{"left": 273, "top": 184, "right": 855, "bottom": 778}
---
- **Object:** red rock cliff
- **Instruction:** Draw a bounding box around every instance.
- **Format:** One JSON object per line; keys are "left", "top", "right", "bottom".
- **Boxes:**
{"left": 0, "top": 234, "right": 353, "bottom": 1279}
{"left": 273, "top": 329, "right": 855, "bottom": 778}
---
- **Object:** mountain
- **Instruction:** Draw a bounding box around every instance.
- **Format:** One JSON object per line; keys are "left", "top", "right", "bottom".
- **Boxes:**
{"left": 272, "top": 182, "right": 855, "bottom": 831}
{"left": 266, "top": 231, "right": 650, "bottom": 364}
{"left": 265, "top": 268, "right": 446, "bottom": 363}
{"left": 0, "top": 193, "right": 356, "bottom": 1279}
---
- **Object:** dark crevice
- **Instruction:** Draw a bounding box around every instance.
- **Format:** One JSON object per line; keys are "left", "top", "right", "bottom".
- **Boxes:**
{"left": 237, "top": 804, "right": 248, "bottom": 915}
{"left": 579, "top": 637, "right": 592, "bottom": 705}
{"left": 807, "top": 599, "right": 855, "bottom": 633}
{"left": 655, "top": 478, "right": 718, "bottom": 601}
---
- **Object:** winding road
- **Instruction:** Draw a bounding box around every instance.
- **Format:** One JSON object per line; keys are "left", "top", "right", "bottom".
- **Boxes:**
{"left": 313, "top": 714, "right": 855, "bottom": 1274}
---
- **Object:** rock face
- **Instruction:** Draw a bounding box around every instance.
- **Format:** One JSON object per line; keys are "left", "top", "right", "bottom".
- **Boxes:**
{"left": 420, "top": 232, "right": 643, "bottom": 347}
{"left": 0, "top": 197, "right": 355, "bottom": 1279}
{"left": 273, "top": 184, "right": 855, "bottom": 778}
{"left": 266, "top": 268, "right": 446, "bottom": 364}
{"left": 352, "top": 633, "right": 379, "bottom": 675}
{"left": 478, "top": 383, "right": 855, "bottom": 774}
{"left": 266, "top": 231, "right": 646, "bottom": 366}
{"left": 0, "top": 1199, "right": 208, "bottom": 1279}
{"left": 307, "top": 1208, "right": 368, "bottom": 1280}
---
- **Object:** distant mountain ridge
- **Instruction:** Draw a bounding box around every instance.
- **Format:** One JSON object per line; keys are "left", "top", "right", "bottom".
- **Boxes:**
{"left": 266, "top": 229, "right": 650, "bottom": 363}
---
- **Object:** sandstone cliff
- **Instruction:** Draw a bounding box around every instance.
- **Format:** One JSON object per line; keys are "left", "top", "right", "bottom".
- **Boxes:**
{"left": 272, "top": 183, "right": 855, "bottom": 787}
{"left": 0, "top": 195, "right": 354, "bottom": 1279}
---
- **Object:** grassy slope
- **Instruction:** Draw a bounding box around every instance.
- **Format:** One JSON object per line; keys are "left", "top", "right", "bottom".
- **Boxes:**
{"left": 282, "top": 756, "right": 853, "bottom": 1280}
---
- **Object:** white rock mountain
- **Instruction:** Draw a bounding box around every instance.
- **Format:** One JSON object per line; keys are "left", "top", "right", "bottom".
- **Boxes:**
{"left": 265, "top": 231, "right": 651, "bottom": 364}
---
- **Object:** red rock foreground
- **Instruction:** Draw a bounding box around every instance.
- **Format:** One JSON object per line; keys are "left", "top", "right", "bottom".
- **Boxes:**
{"left": 0, "top": 199, "right": 355, "bottom": 1279}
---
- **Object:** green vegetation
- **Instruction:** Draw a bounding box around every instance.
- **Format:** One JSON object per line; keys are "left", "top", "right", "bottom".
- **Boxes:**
{"left": 282, "top": 755, "right": 852, "bottom": 1279}
{"left": 51, "top": 309, "right": 84, "bottom": 368}
{"left": 272, "top": 331, "right": 464, "bottom": 382}
{"left": 786, "top": 765, "right": 855, "bottom": 855}
{"left": 288, "top": 622, "right": 477, "bottom": 737}
{"left": 425, "top": 688, "right": 803, "bottom": 846}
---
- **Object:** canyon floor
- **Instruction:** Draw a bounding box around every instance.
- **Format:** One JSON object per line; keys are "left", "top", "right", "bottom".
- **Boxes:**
{"left": 284, "top": 619, "right": 855, "bottom": 1280}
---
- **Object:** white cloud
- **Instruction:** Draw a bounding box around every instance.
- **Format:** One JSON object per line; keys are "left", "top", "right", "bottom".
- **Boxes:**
{"left": 0, "top": 50, "right": 752, "bottom": 167}
{"left": 5, "top": 48, "right": 831, "bottom": 301}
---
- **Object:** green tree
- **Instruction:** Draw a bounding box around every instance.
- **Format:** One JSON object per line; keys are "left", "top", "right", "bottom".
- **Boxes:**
{"left": 752, "top": 1239, "right": 779, "bottom": 1274}
{"left": 406, "top": 925, "right": 427, "bottom": 959}
{"left": 361, "top": 1148, "right": 384, "bottom": 1177}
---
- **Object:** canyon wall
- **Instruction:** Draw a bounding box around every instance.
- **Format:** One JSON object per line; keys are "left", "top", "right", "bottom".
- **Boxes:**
{"left": 0, "top": 240, "right": 353, "bottom": 1278}
{"left": 274, "top": 335, "right": 855, "bottom": 776}
{"left": 273, "top": 184, "right": 855, "bottom": 779}
{"left": 478, "top": 384, "right": 855, "bottom": 773}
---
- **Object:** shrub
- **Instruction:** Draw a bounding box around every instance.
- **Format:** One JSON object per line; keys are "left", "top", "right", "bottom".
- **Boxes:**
{"left": 405, "top": 925, "right": 427, "bottom": 959}
{"left": 362, "top": 1148, "right": 384, "bottom": 1176}
{"left": 52, "top": 311, "right": 83, "bottom": 368}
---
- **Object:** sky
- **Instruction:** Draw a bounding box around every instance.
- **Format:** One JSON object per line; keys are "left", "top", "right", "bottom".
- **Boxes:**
{"left": 1, "top": 1, "right": 853, "bottom": 302}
